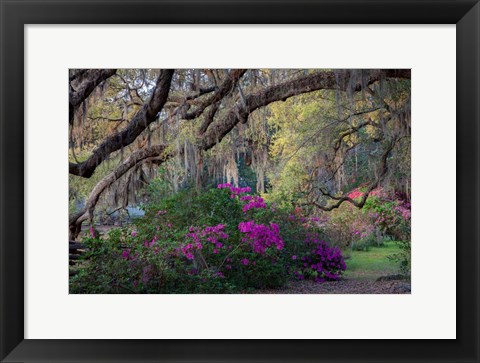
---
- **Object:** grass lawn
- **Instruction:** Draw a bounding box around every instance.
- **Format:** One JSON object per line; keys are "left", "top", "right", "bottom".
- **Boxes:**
{"left": 343, "top": 241, "right": 402, "bottom": 281}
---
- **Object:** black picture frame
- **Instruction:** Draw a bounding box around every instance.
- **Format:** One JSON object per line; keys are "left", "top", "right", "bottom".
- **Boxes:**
{"left": 1, "top": 1, "right": 478, "bottom": 362}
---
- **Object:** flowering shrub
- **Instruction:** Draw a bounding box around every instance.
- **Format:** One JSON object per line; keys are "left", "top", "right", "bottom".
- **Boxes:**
{"left": 70, "top": 185, "right": 348, "bottom": 293}
{"left": 182, "top": 224, "right": 229, "bottom": 260}
{"left": 290, "top": 234, "right": 346, "bottom": 282}
{"left": 321, "top": 186, "right": 411, "bottom": 251}
{"left": 217, "top": 183, "right": 251, "bottom": 197}
{"left": 238, "top": 221, "right": 284, "bottom": 253}
{"left": 362, "top": 189, "right": 411, "bottom": 241}
{"left": 217, "top": 183, "right": 267, "bottom": 214}
{"left": 241, "top": 195, "right": 267, "bottom": 213}
{"left": 322, "top": 202, "right": 379, "bottom": 250}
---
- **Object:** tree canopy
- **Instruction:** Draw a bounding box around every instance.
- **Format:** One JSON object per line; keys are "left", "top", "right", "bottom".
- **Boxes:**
{"left": 68, "top": 69, "right": 411, "bottom": 240}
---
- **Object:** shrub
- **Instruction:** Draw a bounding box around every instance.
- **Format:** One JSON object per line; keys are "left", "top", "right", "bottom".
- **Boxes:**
{"left": 321, "top": 186, "right": 411, "bottom": 250}
{"left": 362, "top": 189, "right": 411, "bottom": 241}
{"left": 323, "top": 202, "right": 380, "bottom": 249}
{"left": 388, "top": 240, "right": 411, "bottom": 276}
{"left": 288, "top": 233, "right": 346, "bottom": 282}
{"left": 70, "top": 184, "right": 347, "bottom": 293}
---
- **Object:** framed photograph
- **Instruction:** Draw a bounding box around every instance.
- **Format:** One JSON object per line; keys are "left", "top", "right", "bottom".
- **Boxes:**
{"left": 1, "top": 0, "right": 478, "bottom": 362}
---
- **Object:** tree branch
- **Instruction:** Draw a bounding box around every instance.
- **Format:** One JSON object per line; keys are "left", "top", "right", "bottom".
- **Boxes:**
{"left": 69, "top": 69, "right": 410, "bottom": 238}
{"left": 69, "top": 145, "right": 172, "bottom": 239}
{"left": 199, "top": 69, "right": 409, "bottom": 151}
{"left": 308, "top": 138, "right": 397, "bottom": 211}
{"left": 69, "top": 69, "right": 174, "bottom": 178}
{"left": 69, "top": 69, "right": 117, "bottom": 125}
{"left": 185, "top": 69, "right": 247, "bottom": 121}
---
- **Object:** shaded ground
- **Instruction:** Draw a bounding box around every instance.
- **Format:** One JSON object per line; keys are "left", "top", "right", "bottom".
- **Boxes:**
{"left": 252, "top": 279, "right": 411, "bottom": 294}
{"left": 254, "top": 242, "right": 411, "bottom": 294}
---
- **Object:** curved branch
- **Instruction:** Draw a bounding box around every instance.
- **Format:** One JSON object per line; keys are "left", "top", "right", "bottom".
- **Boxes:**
{"left": 199, "top": 69, "right": 409, "bottom": 151}
{"left": 69, "top": 145, "right": 173, "bottom": 239}
{"left": 69, "top": 69, "right": 117, "bottom": 125}
{"left": 185, "top": 69, "right": 247, "bottom": 121}
{"left": 308, "top": 138, "right": 397, "bottom": 211}
{"left": 69, "top": 69, "right": 410, "bottom": 238}
{"left": 69, "top": 69, "right": 175, "bottom": 178}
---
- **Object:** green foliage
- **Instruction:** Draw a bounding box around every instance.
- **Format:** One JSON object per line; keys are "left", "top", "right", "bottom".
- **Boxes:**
{"left": 142, "top": 186, "right": 244, "bottom": 236}
{"left": 69, "top": 69, "right": 411, "bottom": 293}
{"left": 70, "top": 185, "right": 347, "bottom": 293}
{"left": 363, "top": 193, "right": 411, "bottom": 242}
{"left": 344, "top": 241, "right": 403, "bottom": 280}
{"left": 387, "top": 240, "right": 411, "bottom": 276}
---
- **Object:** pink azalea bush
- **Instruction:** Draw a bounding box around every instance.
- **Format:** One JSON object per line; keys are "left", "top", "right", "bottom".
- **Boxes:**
{"left": 71, "top": 184, "right": 348, "bottom": 293}
{"left": 181, "top": 224, "right": 229, "bottom": 261}
{"left": 238, "top": 221, "right": 284, "bottom": 253}
{"left": 173, "top": 184, "right": 347, "bottom": 290}
{"left": 291, "top": 234, "right": 346, "bottom": 282}
{"left": 322, "top": 186, "right": 411, "bottom": 250}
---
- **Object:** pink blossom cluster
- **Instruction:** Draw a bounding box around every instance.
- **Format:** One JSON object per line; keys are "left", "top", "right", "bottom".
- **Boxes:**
{"left": 120, "top": 248, "right": 145, "bottom": 260}
{"left": 394, "top": 203, "right": 411, "bottom": 221}
{"left": 121, "top": 248, "right": 131, "bottom": 260}
{"left": 347, "top": 187, "right": 384, "bottom": 200}
{"left": 217, "top": 183, "right": 267, "bottom": 213}
{"left": 217, "top": 182, "right": 233, "bottom": 189}
{"left": 292, "top": 235, "right": 346, "bottom": 282}
{"left": 348, "top": 189, "right": 364, "bottom": 199}
{"left": 217, "top": 183, "right": 252, "bottom": 198}
{"left": 181, "top": 244, "right": 196, "bottom": 260}
{"left": 144, "top": 236, "right": 157, "bottom": 248}
{"left": 350, "top": 217, "right": 375, "bottom": 240}
{"left": 238, "top": 221, "right": 284, "bottom": 254}
{"left": 241, "top": 195, "right": 267, "bottom": 213}
{"left": 181, "top": 224, "right": 229, "bottom": 260}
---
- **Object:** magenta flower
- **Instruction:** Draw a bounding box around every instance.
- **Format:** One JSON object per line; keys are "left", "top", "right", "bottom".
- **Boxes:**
{"left": 294, "top": 236, "right": 346, "bottom": 282}
{"left": 242, "top": 195, "right": 267, "bottom": 213}
{"left": 121, "top": 249, "right": 130, "bottom": 260}
{"left": 238, "top": 221, "right": 284, "bottom": 254}
{"left": 144, "top": 237, "right": 156, "bottom": 248}
{"left": 217, "top": 183, "right": 252, "bottom": 197}
{"left": 131, "top": 231, "right": 137, "bottom": 237}
{"left": 181, "top": 224, "right": 229, "bottom": 260}
{"left": 241, "top": 258, "right": 249, "bottom": 266}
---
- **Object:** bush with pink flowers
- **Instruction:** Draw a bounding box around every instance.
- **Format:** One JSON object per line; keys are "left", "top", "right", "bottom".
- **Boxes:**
{"left": 70, "top": 184, "right": 348, "bottom": 293}
{"left": 289, "top": 234, "right": 346, "bottom": 282}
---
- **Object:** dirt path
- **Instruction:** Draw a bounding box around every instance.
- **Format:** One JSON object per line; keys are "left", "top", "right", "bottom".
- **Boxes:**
{"left": 253, "top": 279, "right": 411, "bottom": 294}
